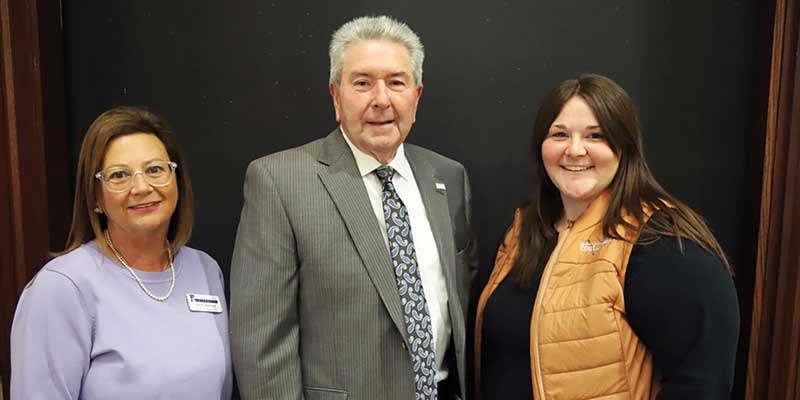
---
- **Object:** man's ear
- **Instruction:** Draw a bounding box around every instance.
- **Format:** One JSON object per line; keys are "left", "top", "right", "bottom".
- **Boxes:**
{"left": 329, "top": 82, "right": 341, "bottom": 122}
{"left": 412, "top": 83, "right": 423, "bottom": 123}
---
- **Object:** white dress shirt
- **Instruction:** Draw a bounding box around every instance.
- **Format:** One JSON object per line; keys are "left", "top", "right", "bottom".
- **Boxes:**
{"left": 341, "top": 128, "right": 452, "bottom": 382}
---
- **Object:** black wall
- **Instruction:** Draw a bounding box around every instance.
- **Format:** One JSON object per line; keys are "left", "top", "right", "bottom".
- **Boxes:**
{"left": 63, "top": 1, "right": 760, "bottom": 396}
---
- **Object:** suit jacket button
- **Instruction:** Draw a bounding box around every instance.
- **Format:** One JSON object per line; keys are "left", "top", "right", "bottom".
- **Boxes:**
{"left": 401, "top": 341, "right": 407, "bottom": 350}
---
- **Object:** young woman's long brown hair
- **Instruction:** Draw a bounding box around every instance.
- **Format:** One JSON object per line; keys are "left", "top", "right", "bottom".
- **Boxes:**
{"left": 511, "top": 74, "right": 731, "bottom": 285}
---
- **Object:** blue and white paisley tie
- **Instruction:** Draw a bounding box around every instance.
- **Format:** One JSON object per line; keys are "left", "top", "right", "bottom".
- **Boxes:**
{"left": 375, "top": 165, "right": 437, "bottom": 400}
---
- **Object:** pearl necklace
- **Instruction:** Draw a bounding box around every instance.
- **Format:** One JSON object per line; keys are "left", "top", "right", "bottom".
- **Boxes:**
{"left": 103, "top": 230, "right": 175, "bottom": 302}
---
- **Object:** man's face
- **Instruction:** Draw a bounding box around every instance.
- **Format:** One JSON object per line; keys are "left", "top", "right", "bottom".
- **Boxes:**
{"left": 330, "top": 39, "right": 423, "bottom": 164}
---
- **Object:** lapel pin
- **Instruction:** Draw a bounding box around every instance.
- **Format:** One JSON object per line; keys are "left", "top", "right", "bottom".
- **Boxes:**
{"left": 435, "top": 182, "right": 446, "bottom": 192}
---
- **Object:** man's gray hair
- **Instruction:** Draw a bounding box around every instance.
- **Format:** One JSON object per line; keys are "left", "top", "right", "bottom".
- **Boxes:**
{"left": 329, "top": 15, "right": 425, "bottom": 86}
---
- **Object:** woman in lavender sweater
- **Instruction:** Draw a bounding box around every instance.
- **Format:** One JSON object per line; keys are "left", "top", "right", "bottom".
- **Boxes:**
{"left": 11, "top": 107, "right": 232, "bottom": 399}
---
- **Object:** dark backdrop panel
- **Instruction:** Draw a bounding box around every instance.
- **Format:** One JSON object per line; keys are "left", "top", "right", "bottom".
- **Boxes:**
{"left": 63, "top": 0, "right": 758, "bottom": 396}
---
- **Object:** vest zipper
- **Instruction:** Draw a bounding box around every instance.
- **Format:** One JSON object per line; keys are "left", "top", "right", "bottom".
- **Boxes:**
{"left": 532, "top": 228, "right": 570, "bottom": 399}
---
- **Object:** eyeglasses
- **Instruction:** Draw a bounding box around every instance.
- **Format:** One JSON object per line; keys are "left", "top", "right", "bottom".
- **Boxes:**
{"left": 95, "top": 160, "right": 178, "bottom": 193}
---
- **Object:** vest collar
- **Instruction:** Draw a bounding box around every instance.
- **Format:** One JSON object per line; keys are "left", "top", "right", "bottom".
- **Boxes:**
{"left": 569, "top": 190, "right": 611, "bottom": 235}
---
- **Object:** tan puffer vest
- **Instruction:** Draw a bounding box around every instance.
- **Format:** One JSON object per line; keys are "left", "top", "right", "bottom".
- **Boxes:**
{"left": 475, "top": 192, "right": 659, "bottom": 399}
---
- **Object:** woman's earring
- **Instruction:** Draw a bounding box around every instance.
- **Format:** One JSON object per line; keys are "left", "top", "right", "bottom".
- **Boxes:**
{"left": 94, "top": 207, "right": 103, "bottom": 214}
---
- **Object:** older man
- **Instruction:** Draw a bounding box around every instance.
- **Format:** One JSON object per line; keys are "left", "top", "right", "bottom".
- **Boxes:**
{"left": 230, "top": 15, "right": 477, "bottom": 400}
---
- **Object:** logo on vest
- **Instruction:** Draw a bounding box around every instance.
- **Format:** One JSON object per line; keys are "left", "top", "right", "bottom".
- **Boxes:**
{"left": 579, "top": 238, "right": 611, "bottom": 255}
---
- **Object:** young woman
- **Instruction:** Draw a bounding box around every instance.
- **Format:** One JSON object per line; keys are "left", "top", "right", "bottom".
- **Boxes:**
{"left": 475, "top": 74, "right": 739, "bottom": 399}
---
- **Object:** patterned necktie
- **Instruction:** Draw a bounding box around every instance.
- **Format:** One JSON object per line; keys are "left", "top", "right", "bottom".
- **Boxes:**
{"left": 374, "top": 165, "right": 437, "bottom": 400}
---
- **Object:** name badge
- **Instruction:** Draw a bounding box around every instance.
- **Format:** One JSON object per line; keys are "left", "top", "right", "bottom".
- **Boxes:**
{"left": 186, "top": 293, "right": 223, "bottom": 313}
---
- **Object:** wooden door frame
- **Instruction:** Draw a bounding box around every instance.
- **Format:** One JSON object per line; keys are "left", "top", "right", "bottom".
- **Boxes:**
{"left": 0, "top": 0, "right": 69, "bottom": 397}
{"left": 746, "top": 0, "right": 800, "bottom": 398}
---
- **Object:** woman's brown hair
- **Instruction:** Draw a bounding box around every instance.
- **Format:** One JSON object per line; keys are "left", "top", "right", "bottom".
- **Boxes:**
{"left": 511, "top": 74, "right": 731, "bottom": 285}
{"left": 59, "top": 106, "right": 194, "bottom": 256}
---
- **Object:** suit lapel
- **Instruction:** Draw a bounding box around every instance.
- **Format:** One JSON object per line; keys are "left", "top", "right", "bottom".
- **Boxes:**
{"left": 407, "top": 147, "right": 468, "bottom": 382}
{"left": 316, "top": 130, "right": 408, "bottom": 342}
{"left": 405, "top": 147, "right": 458, "bottom": 309}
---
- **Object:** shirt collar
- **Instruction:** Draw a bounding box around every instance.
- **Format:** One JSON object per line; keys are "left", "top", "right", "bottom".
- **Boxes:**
{"left": 340, "top": 126, "right": 413, "bottom": 181}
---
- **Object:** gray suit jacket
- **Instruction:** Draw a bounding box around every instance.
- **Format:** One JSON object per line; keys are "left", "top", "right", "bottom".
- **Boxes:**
{"left": 230, "top": 130, "right": 478, "bottom": 400}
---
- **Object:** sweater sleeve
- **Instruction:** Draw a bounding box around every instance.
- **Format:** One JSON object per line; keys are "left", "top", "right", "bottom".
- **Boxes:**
{"left": 624, "top": 235, "right": 739, "bottom": 400}
{"left": 11, "top": 269, "right": 93, "bottom": 400}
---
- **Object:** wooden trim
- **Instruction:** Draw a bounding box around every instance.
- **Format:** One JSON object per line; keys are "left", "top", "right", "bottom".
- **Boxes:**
{"left": 0, "top": 18, "right": 14, "bottom": 398}
{"left": 0, "top": 0, "right": 67, "bottom": 397}
{"left": 746, "top": 0, "right": 800, "bottom": 397}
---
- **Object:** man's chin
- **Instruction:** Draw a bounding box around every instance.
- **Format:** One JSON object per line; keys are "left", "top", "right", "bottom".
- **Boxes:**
{"left": 363, "top": 123, "right": 402, "bottom": 137}
{"left": 363, "top": 139, "right": 404, "bottom": 163}
{"left": 364, "top": 128, "right": 402, "bottom": 144}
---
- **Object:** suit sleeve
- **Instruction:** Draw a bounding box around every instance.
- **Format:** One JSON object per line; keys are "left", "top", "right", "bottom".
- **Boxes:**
{"left": 625, "top": 236, "right": 739, "bottom": 400}
{"left": 202, "top": 253, "right": 235, "bottom": 400}
{"left": 11, "top": 270, "right": 92, "bottom": 400}
{"left": 230, "top": 161, "right": 303, "bottom": 400}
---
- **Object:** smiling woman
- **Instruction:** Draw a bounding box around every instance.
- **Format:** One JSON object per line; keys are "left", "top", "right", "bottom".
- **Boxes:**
{"left": 9, "top": 107, "right": 233, "bottom": 399}
{"left": 97, "top": 133, "right": 180, "bottom": 259}
{"left": 540, "top": 96, "right": 620, "bottom": 220}
{"left": 474, "top": 74, "right": 740, "bottom": 400}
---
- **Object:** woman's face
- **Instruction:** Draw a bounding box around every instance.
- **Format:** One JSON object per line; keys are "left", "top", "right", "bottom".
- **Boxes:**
{"left": 97, "top": 133, "right": 179, "bottom": 241}
{"left": 541, "top": 96, "right": 619, "bottom": 208}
